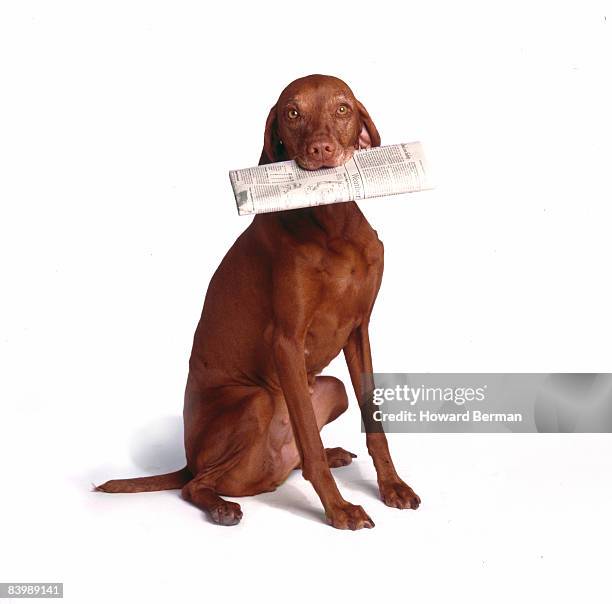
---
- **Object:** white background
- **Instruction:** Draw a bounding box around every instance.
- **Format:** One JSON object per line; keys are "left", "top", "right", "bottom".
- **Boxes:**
{"left": 1, "top": 1, "right": 611, "bottom": 603}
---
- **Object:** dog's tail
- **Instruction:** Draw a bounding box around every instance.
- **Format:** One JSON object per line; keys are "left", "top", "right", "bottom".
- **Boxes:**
{"left": 95, "top": 466, "right": 192, "bottom": 493}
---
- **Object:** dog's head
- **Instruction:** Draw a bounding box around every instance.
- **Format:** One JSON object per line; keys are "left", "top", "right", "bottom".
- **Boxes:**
{"left": 259, "top": 74, "right": 380, "bottom": 170}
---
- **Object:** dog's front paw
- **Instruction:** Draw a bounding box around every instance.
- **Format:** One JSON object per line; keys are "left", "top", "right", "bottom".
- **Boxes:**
{"left": 379, "top": 479, "right": 420, "bottom": 510}
{"left": 326, "top": 501, "right": 374, "bottom": 530}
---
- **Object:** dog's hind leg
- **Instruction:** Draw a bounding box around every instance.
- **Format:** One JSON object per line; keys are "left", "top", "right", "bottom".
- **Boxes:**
{"left": 182, "top": 477, "right": 243, "bottom": 526}
{"left": 182, "top": 387, "right": 278, "bottom": 525}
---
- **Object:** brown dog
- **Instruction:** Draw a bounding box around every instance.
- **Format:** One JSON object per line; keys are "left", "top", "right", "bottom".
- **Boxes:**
{"left": 97, "top": 74, "right": 420, "bottom": 530}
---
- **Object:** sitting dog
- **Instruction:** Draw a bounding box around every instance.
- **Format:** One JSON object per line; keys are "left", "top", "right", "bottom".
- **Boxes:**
{"left": 97, "top": 74, "right": 420, "bottom": 530}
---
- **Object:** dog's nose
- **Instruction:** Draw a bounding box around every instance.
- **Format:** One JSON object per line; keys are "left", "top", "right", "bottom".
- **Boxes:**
{"left": 306, "top": 139, "right": 337, "bottom": 162}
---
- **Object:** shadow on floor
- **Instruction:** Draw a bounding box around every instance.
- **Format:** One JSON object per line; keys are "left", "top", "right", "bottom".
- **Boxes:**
{"left": 129, "top": 415, "right": 186, "bottom": 473}
{"left": 255, "top": 460, "right": 380, "bottom": 524}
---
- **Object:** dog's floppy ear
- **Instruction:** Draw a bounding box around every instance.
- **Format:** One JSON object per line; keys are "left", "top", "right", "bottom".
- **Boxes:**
{"left": 259, "top": 105, "right": 284, "bottom": 165}
{"left": 356, "top": 100, "right": 381, "bottom": 149}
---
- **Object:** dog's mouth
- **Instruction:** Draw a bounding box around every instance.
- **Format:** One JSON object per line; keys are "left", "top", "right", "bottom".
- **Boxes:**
{"left": 294, "top": 148, "right": 356, "bottom": 171}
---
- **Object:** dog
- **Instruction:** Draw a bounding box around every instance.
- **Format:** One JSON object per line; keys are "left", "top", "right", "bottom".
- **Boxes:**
{"left": 97, "top": 74, "right": 420, "bottom": 530}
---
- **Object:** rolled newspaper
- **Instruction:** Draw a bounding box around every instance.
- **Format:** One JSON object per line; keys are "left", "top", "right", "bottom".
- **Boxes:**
{"left": 229, "top": 142, "right": 433, "bottom": 215}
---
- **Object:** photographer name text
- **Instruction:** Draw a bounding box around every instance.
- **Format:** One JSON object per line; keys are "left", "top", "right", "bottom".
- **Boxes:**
{"left": 372, "top": 409, "right": 523, "bottom": 423}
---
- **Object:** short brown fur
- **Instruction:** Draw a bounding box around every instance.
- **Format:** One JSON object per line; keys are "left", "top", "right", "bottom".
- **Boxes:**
{"left": 97, "top": 75, "right": 420, "bottom": 529}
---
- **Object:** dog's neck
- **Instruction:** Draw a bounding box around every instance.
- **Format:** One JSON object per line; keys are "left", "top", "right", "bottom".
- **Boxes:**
{"left": 305, "top": 201, "right": 363, "bottom": 237}
{"left": 259, "top": 201, "right": 364, "bottom": 241}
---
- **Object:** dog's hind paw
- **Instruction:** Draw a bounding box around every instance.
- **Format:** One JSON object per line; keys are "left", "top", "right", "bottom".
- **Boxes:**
{"left": 326, "top": 447, "right": 357, "bottom": 468}
{"left": 209, "top": 501, "right": 243, "bottom": 526}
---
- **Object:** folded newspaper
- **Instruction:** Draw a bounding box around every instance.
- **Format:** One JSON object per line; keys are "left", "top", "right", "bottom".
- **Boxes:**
{"left": 229, "top": 142, "right": 433, "bottom": 216}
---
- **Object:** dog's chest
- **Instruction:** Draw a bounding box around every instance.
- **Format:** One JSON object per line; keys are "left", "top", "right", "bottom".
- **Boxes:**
{"left": 319, "top": 235, "right": 381, "bottom": 300}
{"left": 305, "top": 232, "right": 383, "bottom": 368}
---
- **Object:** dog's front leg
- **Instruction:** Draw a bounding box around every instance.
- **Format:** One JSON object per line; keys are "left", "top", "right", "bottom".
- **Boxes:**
{"left": 272, "top": 329, "right": 374, "bottom": 530}
{"left": 343, "top": 324, "right": 421, "bottom": 510}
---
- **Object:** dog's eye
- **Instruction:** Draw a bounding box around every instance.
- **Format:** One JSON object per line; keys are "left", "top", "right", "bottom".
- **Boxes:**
{"left": 337, "top": 105, "right": 349, "bottom": 115}
{"left": 287, "top": 109, "right": 300, "bottom": 119}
